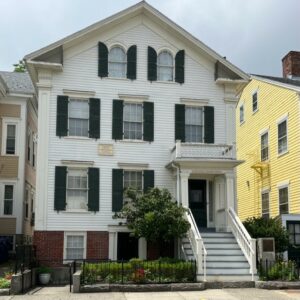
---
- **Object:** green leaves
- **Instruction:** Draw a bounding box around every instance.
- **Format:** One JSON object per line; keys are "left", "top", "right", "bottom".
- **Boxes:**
{"left": 115, "top": 187, "right": 190, "bottom": 243}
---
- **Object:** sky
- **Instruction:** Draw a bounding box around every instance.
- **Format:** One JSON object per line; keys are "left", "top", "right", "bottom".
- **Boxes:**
{"left": 0, "top": 0, "right": 300, "bottom": 76}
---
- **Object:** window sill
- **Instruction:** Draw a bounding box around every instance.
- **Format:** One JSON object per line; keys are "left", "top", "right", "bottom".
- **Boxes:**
{"left": 240, "top": 121, "right": 245, "bottom": 126}
{"left": 61, "top": 210, "right": 93, "bottom": 214}
{"left": 0, "top": 215, "right": 15, "bottom": 218}
{"left": 1, "top": 154, "right": 18, "bottom": 157}
{"left": 153, "top": 80, "right": 177, "bottom": 84}
{"left": 63, "top": 136, "right": 90, "bottom": 141}
{"left": 118, "top": 139, "right": 148, "bottom": 144}
{"left": 252, "top": 109, "right": 259, "bottom": 115}
{"left": 278, "top": 150, "right": 289, "bottom": 158}
{"left": 104, "top": 77, "right": 131, "bottom": 81}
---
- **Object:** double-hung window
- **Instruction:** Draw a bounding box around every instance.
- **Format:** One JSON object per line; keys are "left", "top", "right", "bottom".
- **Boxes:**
{"left": 252, "top": 91, "right": 258, "bottom": 112}
{"left": 157, "top": 51, "right": 173, "bottom": 81}
{"left": 68, "top": 99, "right": 89, "bottom": 137}
{"left": 6, "top": 125, "right": 16, "bottom": 155}
{"left": 278, "top": 119, "right": 287, "bottom": 155}
{"left": 261, "top": 191, "right": 270, "bottom": 219}
{"left": 239, "top": 104, "right": 244, "bottom": 124}
{"left": 124, "top": 171, "right": 143, "bottom": 191}
{"left": 4, "top": 185, "right": 13, "bottom": 215}
{"left": 123, "top": 103, "right": 143, "bottom": 140}
{"left": 287, "top": 222, "right": 300, "bottom": 246}
{"left": 279, "top": 186, "right": 289, "bottom": 215}
{"left": 66, "top": 169, "right": 88, "bottom": 210}
{"left": 261, "top": 132, "right": 269, "bottom": 161}
{"left": 185, "top": 106, "right": 204, "bottom": 143}
{"left": 108, "top": 46, "right": 126, "bottom": 78}
{"left": 65, "top": 233, "right": 86, "bottom": 260}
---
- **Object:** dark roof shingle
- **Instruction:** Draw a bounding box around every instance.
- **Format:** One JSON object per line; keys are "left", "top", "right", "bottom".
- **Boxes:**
{"left": 252, "top": 74, "right": 300, "bottom": 88}
{"left": 0, "top": 71, "right": 34, "bottom": 94}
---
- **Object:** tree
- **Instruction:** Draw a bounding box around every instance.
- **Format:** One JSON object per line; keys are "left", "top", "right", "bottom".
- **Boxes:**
{"left": 243, "top": 216, "right": 289, "bottom": 254}
{"left": 115, "top": 187, "right": 190, "bottom": 256}
{"left": 13, "top": 60, "right": 26, "bottom": 73}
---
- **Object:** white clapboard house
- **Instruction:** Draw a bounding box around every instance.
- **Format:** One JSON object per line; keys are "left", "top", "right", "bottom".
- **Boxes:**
{"left": 25, "top": 1, "right": 256, "bottom": 281}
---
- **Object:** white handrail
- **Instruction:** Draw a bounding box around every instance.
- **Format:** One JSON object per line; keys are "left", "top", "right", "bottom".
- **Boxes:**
{"left": 185, "top": 209, "right": 207, "bottom": 281}
{"left": 227, "top": 207, "right": 256, "bottom": 281}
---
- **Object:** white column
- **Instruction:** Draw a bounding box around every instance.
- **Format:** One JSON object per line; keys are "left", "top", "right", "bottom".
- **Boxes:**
{"left": 180, "top": 170, "right": 191, "bottom": 208}
{"left": 35, "top": 69, "right": 52, "bottom": 230}
{"left": 225, "top": 172, "right": 235, "bottom": 231}
{"left": 109, "top": 231, "right": 117, "bottom": 260}
{"left": 138, "top": 237, "right": 147, "bottom": 260}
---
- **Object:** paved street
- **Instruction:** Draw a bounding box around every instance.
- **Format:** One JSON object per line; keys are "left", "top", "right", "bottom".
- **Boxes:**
{"left": 3, "top": 286, "right": 300, "bottom": 300}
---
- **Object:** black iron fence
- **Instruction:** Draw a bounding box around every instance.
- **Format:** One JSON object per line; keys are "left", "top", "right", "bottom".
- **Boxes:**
{"left": 14, "top": 245, "right": 37, "bottom": 274}
{"left": 79, "top": 259, "right": 197, "bottom": 285}
{"left": 258, "top": 259, "right": 300, "bottom": 281}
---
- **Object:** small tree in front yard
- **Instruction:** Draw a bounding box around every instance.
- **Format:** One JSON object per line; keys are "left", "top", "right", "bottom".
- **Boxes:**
{"left": 115, "top": 187, "right": 190, "bottom": 257}
{"left": 243, "top": 216, "right": 289, "bottom": 254}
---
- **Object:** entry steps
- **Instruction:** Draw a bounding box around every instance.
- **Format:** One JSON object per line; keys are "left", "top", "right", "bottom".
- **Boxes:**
{"left": 182, "top": 231, "right": 256, "bottom": 281}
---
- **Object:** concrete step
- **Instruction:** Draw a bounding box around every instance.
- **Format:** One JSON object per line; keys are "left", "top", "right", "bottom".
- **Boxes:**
{"left": 202, "top": 237, "right": 236, "bottom": 243}
{"left": 206, "top": 267, "right": 250, "bottom": 275}
{"left": 201, "top": 232, "right": 234, "bottom": 238}
{"left": 199, "top": 274, "right": 255, "bottom": 282}
{"left": 205, "top": 243, "right": 240, "bottom": 249}
{"left": 206, "top": 261, "right": 249, "bottom": 268}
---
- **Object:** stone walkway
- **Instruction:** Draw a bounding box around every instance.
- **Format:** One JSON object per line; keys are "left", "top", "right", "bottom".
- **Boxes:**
{"left": 2, "top": 286, "right": 300, "bottom": 299}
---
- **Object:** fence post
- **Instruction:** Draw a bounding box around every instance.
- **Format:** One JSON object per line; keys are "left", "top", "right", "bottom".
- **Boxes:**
{"left": 159, "top": 260, "right": 161, "bottom": 284}
{"left": 121, "top": 260, "right": 124, "bottom": 285}
{"left": 21, "top": 263, "right": 24, "bottom": 294}
{"left": 69, "top": 263, "right": 72, "bottom": 293}
{"left": 82, "top": 260, "right": 85, "bottom": 284}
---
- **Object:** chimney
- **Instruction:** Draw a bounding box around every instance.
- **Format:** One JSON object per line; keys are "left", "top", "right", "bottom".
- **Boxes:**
{"left": 282, "top": 51, "right": 300, "bottom": 80}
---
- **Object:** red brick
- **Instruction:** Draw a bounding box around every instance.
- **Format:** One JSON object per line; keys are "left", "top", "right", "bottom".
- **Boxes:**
{"left": 147, "top": 240, "right": 174, "bottom": 260}
{"left": 86, "top": 231, "right": 109, "bottom": 260}
{"left": 282, "top": 51, "right": 300, "bottom": 78}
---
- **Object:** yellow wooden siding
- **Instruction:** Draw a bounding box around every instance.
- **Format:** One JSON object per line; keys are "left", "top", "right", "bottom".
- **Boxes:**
{"left": 236, "top": 79, "right": 300, "bottom": 221}
{"left": 0, "top": 218, "right": 16, "bottom": 234}
{"left": 0, "top": 156, "right": 19, "bottom": 178}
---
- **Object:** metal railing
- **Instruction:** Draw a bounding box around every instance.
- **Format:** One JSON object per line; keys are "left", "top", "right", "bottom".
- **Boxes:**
{"left": 227, "top": 207, "right": 256, "bottom": 281}
{"left": 171, "top": 140, "right": 236, "bottom": 161}
{"left": 79, "top": 259, "right": 196, "bottom": 284}
{"left": 185, "top": 209, "right": 207, "bottom": 281}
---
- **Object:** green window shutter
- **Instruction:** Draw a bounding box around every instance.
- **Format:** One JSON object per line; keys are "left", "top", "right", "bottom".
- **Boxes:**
{"left": 112, "top": 169, "right": 123, "bottom": 212}
{"left": 143, "top": 101, "right": 154, "bottom": 142}
{"left": 54, "top": 166, "right": 67, "bottom": 211}
{"left": 112, "top": 99, "right": 124, "bottom": 140}
{"left": 175, "top": 50, "right": 185, "bottom": 84}
{"left": 88, "top": 168, "right": 99, "bottom": 212}
{"left": 175, "top": 104, "right": 185, "bottom": 142}
{"left": 204, "top": 106, "right": 214, "bottom": 144}
{"left": 56, "top": 95, "right": 68, "bottom": 137}
{"left": 98, "top": 42, "right": 108, "bottom": 78}
{"left": 143, "top": 170, "right": 154, "bottom": 193}
{"left": 127, "top": 45, "right": 137, "bottom": 80}
{"left": 89, "top": 98, "right": 100, "bottom": 139}
{"left": 147, "top": 46, "right": 157, "bottom": 81}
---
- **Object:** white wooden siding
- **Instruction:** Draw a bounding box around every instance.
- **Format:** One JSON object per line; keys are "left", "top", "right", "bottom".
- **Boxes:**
{"left": 44, "top": 21, "right": 228, "bottom": 231}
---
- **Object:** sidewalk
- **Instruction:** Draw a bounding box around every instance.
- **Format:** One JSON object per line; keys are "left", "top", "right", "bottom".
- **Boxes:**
{"left": 2, "top": 286, "right": 300, "bottom": 300}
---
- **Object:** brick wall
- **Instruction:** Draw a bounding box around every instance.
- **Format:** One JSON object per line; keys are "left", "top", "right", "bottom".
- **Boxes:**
{"left": 282, "top": 51, "right": 300, "bottom": 78}
{"left": 86, "top": 231, "right": 109, "bottom": 260}
{"left": 33, "top": 231, "right": 64, "bottom": 266}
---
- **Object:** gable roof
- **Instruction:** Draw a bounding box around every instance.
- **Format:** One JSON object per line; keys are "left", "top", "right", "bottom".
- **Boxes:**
{"left": 251, "top": 74, "right": 300, "bottom": 92}
{"left": 24, "top": 1, "right": 248, "bottom": 81}
{"left": 0, "top": 71, "right": 34, "bottom": 95}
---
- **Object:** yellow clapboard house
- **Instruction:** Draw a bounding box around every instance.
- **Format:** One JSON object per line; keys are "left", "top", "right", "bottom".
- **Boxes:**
{"left": 236, "top": 51, "right": 300, "bottom": 259}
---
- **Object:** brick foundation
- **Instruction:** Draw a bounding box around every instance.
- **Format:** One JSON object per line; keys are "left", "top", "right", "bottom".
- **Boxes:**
{"left": 147, "top": 240, "right": 174, "bottom": 260}
{"left": 86, "top": 231, "right": 109, "bottom": 260}
{"left": 33, "top": 231, "right": 64, "bottom": 266}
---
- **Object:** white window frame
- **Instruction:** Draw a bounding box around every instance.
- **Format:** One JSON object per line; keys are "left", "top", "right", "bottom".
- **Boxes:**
{"left": 277, "top": 115, "right": 288, "bottom": 156}
{"left": 123, "top": 169, "right": 143, "bottom": 205}
{"left": 66, "top": 168, "right": 89, "bottom": 212}
{"left": 239, "top": 103, "right": 245, "bottom": 124}
{"left": 1, "top": 183, "right": 15, "bottom": 217}
{"left": 278, "top": 183, "right": 289, "bottom": 215}
{"left": 184, "top": 106, "right": 205, "bottom": 143}
{"left": 252, "top": 90, "right": 258, "bottom": 113}
{"left": 261, "top": 190, "right": 270, "bottom": 219}
{"left": 108, "top": 45, "right": 127, "bottom": 79}
{"left": 123, "top": 102, "right": 144, "bottom": 141}
{"left": 1, "top": 118, "right": 19, "bottom": 156}
{"left": 67, "top": 98, "right": 90, "bottom": 138}
{"left": 63, "top": 232, "right": 86, "bottom": 262}
{"left": 260, "top": 130, "right": 269, "bottom": 161}
{"left": 157, "top": 50, "right": 174, "bottom": 82}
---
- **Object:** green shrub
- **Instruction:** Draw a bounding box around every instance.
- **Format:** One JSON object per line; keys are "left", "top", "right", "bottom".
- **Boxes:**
{"left": 243, "top": 217, "right": 289, "bottom": 253}
{"left": 259, "top": 260, "right": 298, "bottom": 281}
{"left": 81, "top": 259, "right": 195, "bottom": 284}
{"left": 36, "top": 266, "right": 52, "bottom": 274}
{"left": 0, "top": 278, "right": 11, "bottom": 289}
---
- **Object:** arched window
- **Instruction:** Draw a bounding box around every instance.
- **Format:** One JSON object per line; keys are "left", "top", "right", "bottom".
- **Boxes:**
{"left": 157, "top": 51, "right": 173, "bottom": 81}
{"left": 108, "top": 46, "right": 126, "bottom": 78}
